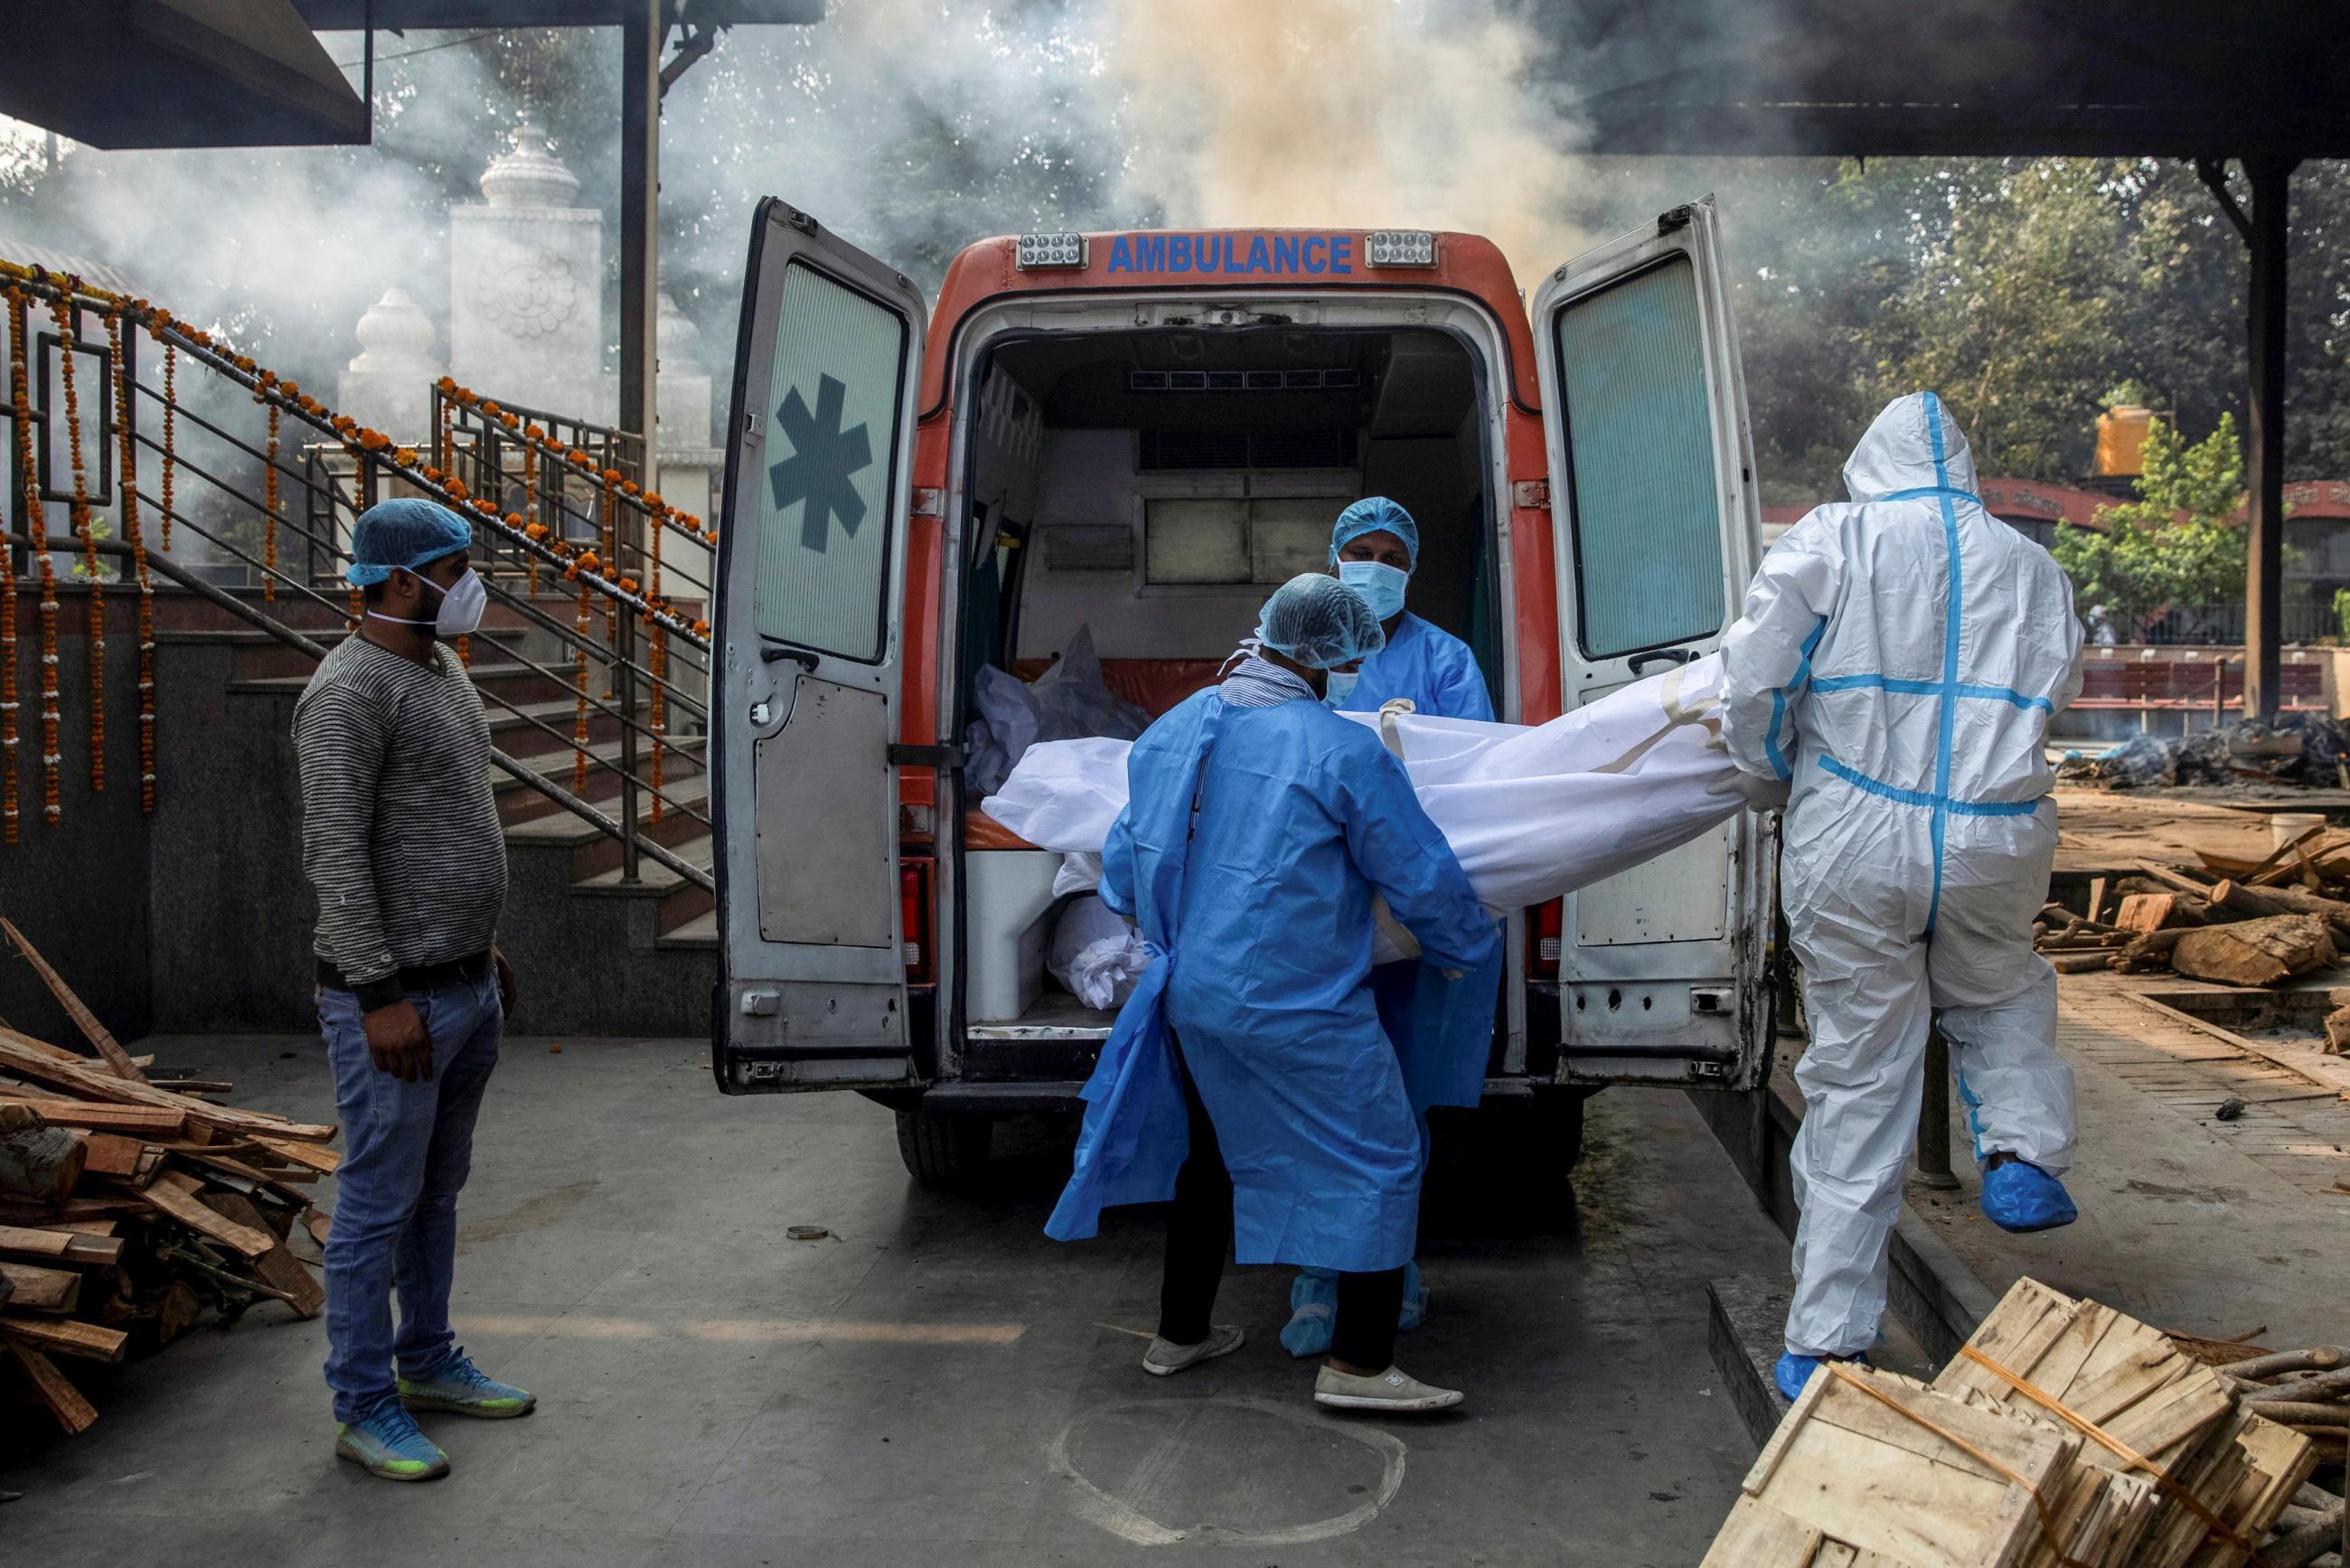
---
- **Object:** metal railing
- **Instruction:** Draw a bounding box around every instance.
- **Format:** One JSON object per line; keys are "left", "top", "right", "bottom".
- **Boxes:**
{"left": 1, "top": 259, "right": 717, "bottom": 891}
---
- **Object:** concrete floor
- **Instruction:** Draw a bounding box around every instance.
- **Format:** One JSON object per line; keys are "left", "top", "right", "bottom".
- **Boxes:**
{"left": 2, "top": 1034, "right": 1789, "bottom": 1565}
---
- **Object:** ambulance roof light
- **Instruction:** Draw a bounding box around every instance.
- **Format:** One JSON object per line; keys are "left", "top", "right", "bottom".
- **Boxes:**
{"left": 1016, "top": 233, "right": 1087, "bottom": 269}
{"left": 1367, "top": 230, "right": 1437, "bottom": 268}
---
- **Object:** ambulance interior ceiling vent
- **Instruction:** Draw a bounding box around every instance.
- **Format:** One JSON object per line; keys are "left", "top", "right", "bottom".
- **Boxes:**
{"left": 1016, "top": 233, "right": 1087, "bottom": 269}
{"left": 1366, "top": 230, "right": 1438, "bottom": 268}
{"left": 1128, "top": 368, "right": 1362, "bottom": 392}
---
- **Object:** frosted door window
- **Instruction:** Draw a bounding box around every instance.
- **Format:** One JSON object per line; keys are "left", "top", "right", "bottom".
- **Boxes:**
{"left": 753, "top": 261, "right": 907, "bottom": 662}
{"left": 1554, "top": 256, "right": 1725, "bottom": 660}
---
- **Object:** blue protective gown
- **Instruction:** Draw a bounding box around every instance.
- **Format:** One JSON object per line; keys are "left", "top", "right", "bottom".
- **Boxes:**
{"left": 1044, "top": 686, "right": 1499, "bottom": 1272}
{"left": 1333, "top": 609, "right": 1501, "bottom": 1113}
{"left": 1336, "top": 613, "right": 1494, "bottom": 724}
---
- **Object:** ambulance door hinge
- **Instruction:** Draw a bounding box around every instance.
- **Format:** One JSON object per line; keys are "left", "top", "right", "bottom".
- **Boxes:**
{"left": 1512, "top": 479, "right": 1550, "bottom": 510}
{"left": 888, "top": 743, "right": 966, "bottom": 771}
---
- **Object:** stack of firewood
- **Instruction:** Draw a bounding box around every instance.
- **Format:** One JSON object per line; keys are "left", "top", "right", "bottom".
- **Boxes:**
{"left": 2034, "top": 825, "right": 2350, "bottom": 991}
{"left": 1706, "top": 1278, "right": 2342, "bottom": 1567}
{"left": 0, "top": 919, "right": 333, "bottom": 1438}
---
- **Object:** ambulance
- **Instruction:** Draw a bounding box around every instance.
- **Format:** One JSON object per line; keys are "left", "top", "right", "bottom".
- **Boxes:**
{"left": 708, "top": 198, "right": 1775, "bottom": 1188}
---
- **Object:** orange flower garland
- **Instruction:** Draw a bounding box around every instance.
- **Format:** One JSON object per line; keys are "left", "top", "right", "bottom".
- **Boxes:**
{"left": 107, "top": 310, "right": 156, "bottom": 813}
{"left": 8, "top": 289, "right": 61, "bottom": 827}
{"left": 261, "top": 402, "right": 280, "bottom": 602}
{"left": 49, "top": 293, "right": 104, "bottom": 793}
{"left": 158, "top": 339, "right": 176, "bottom": 551}
{"left": 573, "top": 581, "right": 592, "bottom": 793}
{"left": 0, "top": 303, "right": 20, "bottom": 840}
{"left": 522, "top": 433, "right": 540, "bottom": 598}
{"left": 599, "top": 470, "right": 618, "bottom": 662}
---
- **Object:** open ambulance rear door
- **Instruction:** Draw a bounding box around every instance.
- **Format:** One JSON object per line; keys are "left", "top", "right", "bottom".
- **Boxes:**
{"left": 710, "top": 199, "right": 926, "bottom": 1093}
{"left": 1529, "top": 195, "right": 1774, "bottom": 1090}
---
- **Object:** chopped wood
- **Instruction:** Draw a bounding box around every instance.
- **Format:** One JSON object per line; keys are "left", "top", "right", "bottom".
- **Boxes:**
{"left": 2088, "top": 875, "right": 2110, "bottom": 925}
{"left": 0, "top": 1314, "right": 127, "bottom": 1363}
{"left": 2223, "top": 1347, "right": 2347, "bottom": 1381}
{"left": 0, "top": 916, "right": 146, "bottom": 1083}
{"left": 0, "top": 1031, "right": 334, "bottom": 1142}
{"left": 201, "top": 1192, "right": 322, "bottom": 1319}
{"left": 151, "top": 1281, "right": 198, "bottom": 1347}
{"left": 2326, "top": 1005, "right": 2350, "bottom": 1056}
{"left": 0, "top": 1224, "right": 121, "bottom": 1268}
{"left": 253, "top": 1135, "right": 340, "bottom": 1175}
{"left": 2116, "top": 892, "right": 2209, "bottom": 933}
{"left": 0, "top": 1261, "right": 80, "bottom": 1314}
{"left": 2053, "top": 952, "right": 2120, "bottom": 973}
{"left": 2168, "top": 915, "right": 2339, "bottom": 988}
{"left": 0, "top": 1098, "right": 183, "bottom": 1136}
{"left": 1712, "top": 1278, "right": 2321, "bottom": 1567}
{"left": 0, "top": 1115, "right": 86, "bottom": 1205}
{"left": 5, "top": 1339, "right": 96, "bottom": 1435}
{"left": 303, "top": 1207, "right": 332, "bottom": 1247}
{"left": 136, "top": 1176, "right": 274, "bottom": 1260}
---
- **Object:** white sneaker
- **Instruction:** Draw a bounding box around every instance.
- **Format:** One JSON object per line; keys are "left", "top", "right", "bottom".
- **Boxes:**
{"left": 1142, "top": 1325, "right": 1245, "bottom": 1376}
{"left": 1312, "top": 1363, "right": 1464, "bottom": 1413}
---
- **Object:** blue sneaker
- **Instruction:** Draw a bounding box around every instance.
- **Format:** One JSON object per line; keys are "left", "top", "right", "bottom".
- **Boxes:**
{"left": 1980, "top": 1156, "right": 2078, "bottom": 1233}
{"left": 1773, "top": 1351, "right": 1869, "bottom": 1402}
{"left": 335, "top": 1400, "right": 450, "bottom": 1481}
{"left": 399, "top": 1347, "right": 537, "bottom": 1419}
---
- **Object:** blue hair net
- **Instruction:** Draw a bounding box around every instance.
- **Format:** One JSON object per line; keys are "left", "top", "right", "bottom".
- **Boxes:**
{"left": 344, "top": 498, "right": 472, "bottom": 587}
{"left": 1329, "top": 495, "right": 1419, "bottom": 568}
{"left": 1255, "top": 572, "right": 1386, "bottom": 671}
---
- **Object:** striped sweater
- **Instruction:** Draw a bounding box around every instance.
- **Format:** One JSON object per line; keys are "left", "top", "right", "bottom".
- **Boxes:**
{"left": 293, "top": 635, "right": 507, "bottom": 1009}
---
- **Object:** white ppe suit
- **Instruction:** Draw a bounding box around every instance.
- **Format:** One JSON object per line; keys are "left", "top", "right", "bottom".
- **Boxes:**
{"left": 1719, "top": 391, "right": 2085, "bottom": 1358}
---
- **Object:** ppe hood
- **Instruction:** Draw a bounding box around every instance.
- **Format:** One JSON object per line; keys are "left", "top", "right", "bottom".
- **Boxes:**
{"left": 1842, "top": 390, "right": 1978, "bottom": 502}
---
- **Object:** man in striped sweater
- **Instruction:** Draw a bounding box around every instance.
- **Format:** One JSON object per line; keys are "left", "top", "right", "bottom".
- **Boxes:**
{"left": 295, "top": 498, "right": 532, "bottom": 1482}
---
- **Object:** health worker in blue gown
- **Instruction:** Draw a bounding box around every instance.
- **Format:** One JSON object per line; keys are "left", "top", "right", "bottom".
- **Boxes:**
{"left": 1045, "top": 574, "right": 1498, "bottom": 1414}
{"left": 1281, "top": 497, "right": 1507, "bottom": 1359}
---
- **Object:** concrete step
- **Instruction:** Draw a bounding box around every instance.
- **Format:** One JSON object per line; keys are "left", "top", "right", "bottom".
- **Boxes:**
{"left": 571, "top": 831, "right": 715, "bottom": 932}
{"left": 658, "top": 908, "right": 717, "bottom": 951}
{"left": 493, "top": 734, "right": 707, "bottom": 829}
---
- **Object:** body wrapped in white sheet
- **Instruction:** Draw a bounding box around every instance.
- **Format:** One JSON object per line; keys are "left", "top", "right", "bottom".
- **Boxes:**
{"left": 982, "top": 654, "right": 1746, "bottom": 948}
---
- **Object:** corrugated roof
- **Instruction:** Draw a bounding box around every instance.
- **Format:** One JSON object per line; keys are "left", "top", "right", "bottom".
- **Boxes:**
{"left": 0, "top": 239, "right": 147, "bottom": 300}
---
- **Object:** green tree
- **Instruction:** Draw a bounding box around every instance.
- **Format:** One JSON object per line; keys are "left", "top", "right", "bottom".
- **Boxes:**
{"left": 2052, "top": 415, "right": 2247, "bottom": 634}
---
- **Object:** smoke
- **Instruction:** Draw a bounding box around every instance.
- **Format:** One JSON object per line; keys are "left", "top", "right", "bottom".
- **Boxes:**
{"left": 1105, "top": 0, "right": 1591, "bottom": 287}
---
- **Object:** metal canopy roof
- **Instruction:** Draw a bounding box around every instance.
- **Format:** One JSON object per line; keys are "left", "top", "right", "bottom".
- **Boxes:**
{"left": 0, "top": 0, "right": 368, "bottom": 149}
{"left": 1563, "top": 0, "right": 2350, "bottom": 159}
{"left": 288, "top": 1, "right": 822, "bottom": 27}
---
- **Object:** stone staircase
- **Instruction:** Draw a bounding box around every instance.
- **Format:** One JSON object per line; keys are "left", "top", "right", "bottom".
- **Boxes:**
{"left": 154, "top": 591, "right": 717, "bottom": 1038}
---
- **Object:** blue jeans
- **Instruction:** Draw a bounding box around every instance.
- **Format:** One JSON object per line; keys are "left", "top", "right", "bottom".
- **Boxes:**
{"left": 317, "top": 972, "right": 502, "bottom": 1423}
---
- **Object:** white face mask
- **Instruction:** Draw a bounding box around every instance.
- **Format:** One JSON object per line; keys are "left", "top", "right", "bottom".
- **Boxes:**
{"left": 371, "top": 566, "right": 487, "bottom": 639}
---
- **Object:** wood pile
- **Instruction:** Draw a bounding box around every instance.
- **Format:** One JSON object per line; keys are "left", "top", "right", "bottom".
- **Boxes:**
{"left": 0, "top": 918, "right": 334, "bottom": 1439}
{"left": 1704, "top": 1278, "right": 2337, "bottom": 1568}
{"left": 2035, "top": 825, "right": 2350, "bottom": 987}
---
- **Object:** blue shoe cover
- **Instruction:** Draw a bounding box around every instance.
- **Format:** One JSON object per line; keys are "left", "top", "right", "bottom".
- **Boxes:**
{"left": 1773, "top": 1351, "right": 1868, "bottom": 1402}
{"left": 1980, "top": 1159, "right": 2077, "bottom": 1233}
{"left": 1279, "top": 1263, "right": 1427, "bottom": 1357}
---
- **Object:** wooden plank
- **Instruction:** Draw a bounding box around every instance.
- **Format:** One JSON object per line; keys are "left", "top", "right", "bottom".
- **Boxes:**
{"left": 0, "top": 1314, "right": 127, "bottom": 1363}
{"left": 0, "top": 916, "right": 146, "bottom": 1082}
{"left": 0, "top": 1098, "right": 183, "bottom": 1136}
{"left": 0, "top": 1114, "right": 86, "bottom": 1205}
{"left": 0, "top": 1260, "right": 80, "bottom": 1313}
{"left": 0, "top": 1224, "right": 122, "bottom": 1267}
{"left": 254, "top": 1135, "right": 340, "bottom": 1175}
{"left": 0, "top": 1031, "right": 334, "bottom": 1142}
{"left": 1704, "top": 1496, "right": 1826, "bottom": 1565}
{"left": 80, "top": 1132, "right": 150, "bottom": 1179}
{"left": 202, "top": 1192, "right": 323, "bottom": 1319}
{"left": 137, "top": 1178, "right": 273, "bottom": 1259}
{"left": 5, "top": 1339, "right": 96, "bottom": 1435}
{"left": 303, "top": 1207, "right": 332, "bottom": 1247}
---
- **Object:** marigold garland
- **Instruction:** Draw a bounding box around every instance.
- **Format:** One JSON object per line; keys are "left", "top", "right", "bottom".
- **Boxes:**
{"left": 108, "top": 311, "right": 156, "bottom": 813}
{"left": 8, "top": 289, "right": 61, "bottom": 827}
{"left": 648, "top": 494, "right": 665, "bottom": 823}
{"left": 0, "top": 303, "right": 20, "bottom": 840}
{"left": 573, "top": 581, "right": 592, "bottom": 793}
{"left": 261, "top": 402, "right": 280, "bottom": 602}
{"left": 49, "top": 293, "right": 104, "bottom": 793}
{"left": 522, "top": 434, "right": 540, "bottom": 598}
{"left": 158, "top": 339, "right": 176, "bottom": 551}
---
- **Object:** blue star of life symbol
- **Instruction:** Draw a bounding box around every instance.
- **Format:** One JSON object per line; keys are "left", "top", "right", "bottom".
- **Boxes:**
{"left": 768, "top": 373, "right": 873, "bottom": 553}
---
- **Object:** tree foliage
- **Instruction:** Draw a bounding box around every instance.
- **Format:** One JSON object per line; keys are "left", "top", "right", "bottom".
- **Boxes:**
{"left": 2051, "top": 416, "right": 2248, "bottom": 634}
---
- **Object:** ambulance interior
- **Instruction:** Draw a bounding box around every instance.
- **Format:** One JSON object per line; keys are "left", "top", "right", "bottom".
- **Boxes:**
{"left": 952, "top": 326, "right": 1498, "bottom": 1042}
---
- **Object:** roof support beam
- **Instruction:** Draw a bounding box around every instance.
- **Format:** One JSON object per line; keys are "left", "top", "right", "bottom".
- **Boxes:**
{"left": 2242, "top": 155, "right": 2297, "bottom": 720}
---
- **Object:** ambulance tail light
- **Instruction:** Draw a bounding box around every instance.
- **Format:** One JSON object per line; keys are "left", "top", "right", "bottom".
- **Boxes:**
{"left": 1366, "top": 230, "right": 1437, "bottom": 268}
{"left": 1015, "top": 232, "right": 1087, "bottom": 269}
{"left": 900, "top": 860, "right": 933, "bottom": 983}
{"left": 1529, "top": 897, "right": 1563, "bottom": 980}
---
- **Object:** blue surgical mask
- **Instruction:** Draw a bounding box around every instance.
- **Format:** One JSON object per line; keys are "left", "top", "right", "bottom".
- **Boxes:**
{"left": 1337, "top": 559, "right": 1408, "bottom": 622}
{"left": 1323, "top": 669, "right": 1359, "bottom": 708}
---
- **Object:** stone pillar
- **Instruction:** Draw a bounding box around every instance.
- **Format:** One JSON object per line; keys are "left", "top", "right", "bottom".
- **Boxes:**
{"left": 448, "top": 118, "right": 610, "bottom": 421}
{"left": 335, "top": 286, "right": 445, "bottom": 444}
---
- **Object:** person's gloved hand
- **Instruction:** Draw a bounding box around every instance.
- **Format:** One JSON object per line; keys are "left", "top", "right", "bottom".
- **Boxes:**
{"left": 1706, "top": 767, "right": 1791, "bottom": 812}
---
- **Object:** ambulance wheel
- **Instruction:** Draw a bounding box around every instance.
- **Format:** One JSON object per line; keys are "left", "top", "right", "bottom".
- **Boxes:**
{"left": 1533, "top": 1085, "right": 1589, "bottom": 1173}
{"left": 896, "top": 1107, "right": 993, "bottom": 1191}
